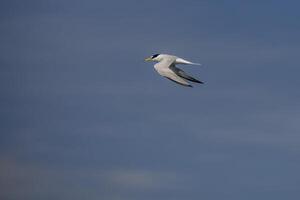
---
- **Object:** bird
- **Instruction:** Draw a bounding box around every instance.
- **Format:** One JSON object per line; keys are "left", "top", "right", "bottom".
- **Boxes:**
{"left": 145, "top": 53, "right": 204, "bottom": 87}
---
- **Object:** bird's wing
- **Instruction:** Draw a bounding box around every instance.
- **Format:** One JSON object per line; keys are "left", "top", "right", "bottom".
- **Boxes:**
{"left": 170, "top": 64, "right": 204, "bottom": 84}
{"left": 154, "top": 58, "right": 192, "bottom": 87}
{"left": 154, "top": 57, "right": 176, "bottom": 70}
{"left": 164, "top": 71, "right": 192, "bottom": 87}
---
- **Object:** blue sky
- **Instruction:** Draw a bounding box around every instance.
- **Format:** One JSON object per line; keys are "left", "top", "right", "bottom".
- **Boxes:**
{"left": 1, "top": 0, "right": 300, "bottom": 199}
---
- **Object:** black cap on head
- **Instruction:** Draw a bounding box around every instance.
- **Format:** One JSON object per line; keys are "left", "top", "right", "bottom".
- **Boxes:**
{"left": 151, "top": 54, "right": 160, "bottom": 59}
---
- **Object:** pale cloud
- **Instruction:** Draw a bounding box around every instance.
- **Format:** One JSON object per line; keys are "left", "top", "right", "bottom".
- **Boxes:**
{"left": 0, "top": 157, "right": 183, "bottom": 200}
{"left": 104, "top": 169, "right": 178, "bottom": 189}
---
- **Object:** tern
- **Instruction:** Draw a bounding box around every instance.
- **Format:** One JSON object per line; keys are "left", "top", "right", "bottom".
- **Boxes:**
{"left": 145, "top": 54, "right": 204, "bottom": 87}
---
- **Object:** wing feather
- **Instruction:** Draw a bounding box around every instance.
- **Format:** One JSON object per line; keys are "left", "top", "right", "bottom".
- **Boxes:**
{"left": 170, "top": 64, "right": 204, "bottom": 84}
{"left": 153, "top": 57, "right": 193, "bottom": 87}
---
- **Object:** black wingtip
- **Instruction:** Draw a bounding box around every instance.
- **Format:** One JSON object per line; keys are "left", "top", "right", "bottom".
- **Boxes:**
{"left": 188, "top": 79, "right": 204, "bottom": 84}
{"left": 179, "top": 83, "right": 193, "bottom": 88}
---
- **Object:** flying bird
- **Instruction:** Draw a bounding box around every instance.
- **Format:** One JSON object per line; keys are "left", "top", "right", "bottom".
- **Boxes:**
{"left": 145, "top": 54, "right": 204, "bottom": 87}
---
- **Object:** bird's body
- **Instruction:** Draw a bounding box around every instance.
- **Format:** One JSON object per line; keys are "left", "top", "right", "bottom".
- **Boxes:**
{"left": 145, "top": 54, "right": 203, "bottom": 87}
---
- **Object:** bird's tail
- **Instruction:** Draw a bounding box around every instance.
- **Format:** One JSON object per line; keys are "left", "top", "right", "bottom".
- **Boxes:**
{"left": 175, "top": 58, "right": 202, "bottom": 66}
{"left": 190, "top": 62, "right": 202, "bottom": 66}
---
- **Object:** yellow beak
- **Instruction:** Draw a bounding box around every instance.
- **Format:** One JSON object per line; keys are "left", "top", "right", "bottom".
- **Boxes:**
{"left": 144, "top": 57, "right": 152, "bottom": 61}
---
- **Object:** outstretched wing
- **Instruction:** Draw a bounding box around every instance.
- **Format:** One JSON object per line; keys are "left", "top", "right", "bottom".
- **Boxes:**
{"left": 154, "top": 58, "right": 192, "bottom": 87}
{"left": 170, "top": 64, "right": 204, "bottom": 84}
{"left": 164, "top": 73, "right": 192, "bottom": 87}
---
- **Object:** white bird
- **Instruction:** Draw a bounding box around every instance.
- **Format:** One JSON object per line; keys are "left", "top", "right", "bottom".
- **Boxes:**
{"left": 145, "top": 54, "right": 203, "bottom": 87}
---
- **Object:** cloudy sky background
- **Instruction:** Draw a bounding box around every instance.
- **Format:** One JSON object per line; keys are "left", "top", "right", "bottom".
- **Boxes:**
{"left": 1, "top": 0, "right": 300, "bottom": 199}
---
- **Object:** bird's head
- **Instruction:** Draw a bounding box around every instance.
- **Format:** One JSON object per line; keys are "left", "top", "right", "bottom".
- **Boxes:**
{"left": 145, "top": 54, "right": 162, "bottom": 62}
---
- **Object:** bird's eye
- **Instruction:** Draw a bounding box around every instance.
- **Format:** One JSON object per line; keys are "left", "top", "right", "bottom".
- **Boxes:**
{"left": 152, "top": 54, "right": 160, "bottom": 58}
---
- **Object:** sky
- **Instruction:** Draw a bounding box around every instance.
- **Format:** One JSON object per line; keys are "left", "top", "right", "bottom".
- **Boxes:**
{"left": 1, "top": 0, "right": 300, "bottom": 199}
